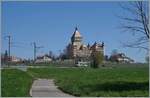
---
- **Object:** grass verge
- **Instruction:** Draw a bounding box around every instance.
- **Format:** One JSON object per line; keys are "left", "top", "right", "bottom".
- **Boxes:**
{"left": 1, "top": 69, "right": 33, "bottom": 97}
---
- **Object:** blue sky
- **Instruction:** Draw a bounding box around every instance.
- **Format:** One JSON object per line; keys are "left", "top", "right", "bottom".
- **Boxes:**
{"left": 2, "top": 1, "right": 148, "bottom": 62}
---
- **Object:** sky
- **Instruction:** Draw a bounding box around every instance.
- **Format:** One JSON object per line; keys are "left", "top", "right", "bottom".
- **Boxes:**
{"left": 1, "top": 1, "right": 148, "bottom": 62}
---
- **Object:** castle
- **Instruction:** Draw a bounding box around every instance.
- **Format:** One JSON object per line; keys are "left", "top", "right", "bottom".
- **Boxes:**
{"left": 66, "top": 27, "right": 104, "bottom": 61}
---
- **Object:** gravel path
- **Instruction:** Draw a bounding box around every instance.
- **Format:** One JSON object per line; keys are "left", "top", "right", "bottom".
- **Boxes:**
{"left": 30, "top": 79, "right": 73, "bottom": 97}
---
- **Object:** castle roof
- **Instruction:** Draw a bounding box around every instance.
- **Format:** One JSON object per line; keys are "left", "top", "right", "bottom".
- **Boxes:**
{"left": 92, "top": 42, "right": 101, "bottom": 47}
{"left": 90, "top": 42, "right": 104, "bottom": 50}
{"left": 71, "top": 27, "right": 82, "bottom": 38}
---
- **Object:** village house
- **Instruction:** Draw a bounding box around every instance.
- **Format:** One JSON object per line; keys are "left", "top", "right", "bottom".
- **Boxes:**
{"left": 10, "top": 56, "right": 22, "bottom": 62}
{"left": 35, "top": 55, "right": 52, "bottom": 63}
{"left": 109, "top": 53, "right": 134, "bottom": 63}
{"left": 1, "top": 54, "right": 22, "bottom": 63}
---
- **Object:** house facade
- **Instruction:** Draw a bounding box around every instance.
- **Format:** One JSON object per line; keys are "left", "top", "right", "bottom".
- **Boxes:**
{"left": 110, "top": 53, "right": 134, "bottom": 63}
{"left": 1, "top": 55, "right": 22, "bottom": 63}
{"left": 35, "top": 55, "right": 52, "bottom": 63}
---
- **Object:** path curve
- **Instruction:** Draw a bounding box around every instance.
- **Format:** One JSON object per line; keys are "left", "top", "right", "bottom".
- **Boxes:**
{"left": 30, "top": 79, "right": 73, "bottom": 97}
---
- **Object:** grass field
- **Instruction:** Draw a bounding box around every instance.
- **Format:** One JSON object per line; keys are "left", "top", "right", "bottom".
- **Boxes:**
{"left": 1, "top": 69, "right": 33, "bottom": 97}
{"left": 27, "top": 67, "right": 149, "bottom": 97}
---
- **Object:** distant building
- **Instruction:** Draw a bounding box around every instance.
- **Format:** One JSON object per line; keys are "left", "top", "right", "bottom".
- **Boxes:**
{"left": 1, "top": 54, "right": 22, "bottom": 63}
{"left": 66, "top": 27, "right": 104, "bottom": 61}
{"left": 109, "top": 53, "right": 134, "bottom": 63}
{"left": 35, "top": 55, "right": 52, "bottom": 63}
{"left": 10, "top": 56, "right": 22, "bottom": 62}
{"left": 1, "top": 54, "right": 7, "bottom": 63}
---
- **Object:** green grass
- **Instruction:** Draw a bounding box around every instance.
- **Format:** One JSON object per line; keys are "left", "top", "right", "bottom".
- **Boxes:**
{"left": 1, "top": 69, "right": 33, "bottom": 97}
{"left": 1, "top": 63, "right": 149, "bottom": 97}
{"left": 27, "top": 67, "right": 149, "bottom": 97}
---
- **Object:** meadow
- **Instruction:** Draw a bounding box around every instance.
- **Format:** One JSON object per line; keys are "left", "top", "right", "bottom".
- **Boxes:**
{"left": 1, "top": 64, "right": 149, "bottom": 97}
{"left": 1, "top": 69, "right": 33, "bottom": 97}
{"left": 27, "top": 67, "right": 149, "bottom": 97}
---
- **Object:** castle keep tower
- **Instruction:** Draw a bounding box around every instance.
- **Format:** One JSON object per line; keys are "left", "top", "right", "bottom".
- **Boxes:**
{"left": 71, "top": 27, "right": 82, "bottom": 49}
{"left": 70, "top": 27, "right": 83, "bottom": 57}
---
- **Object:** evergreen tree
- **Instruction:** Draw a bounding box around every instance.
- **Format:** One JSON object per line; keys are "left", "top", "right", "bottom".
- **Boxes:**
{"left": 91, "top": 51, "right": 104, "bottom": 68}
{"left": 4, "top": 50, "right": 8, "bottom": 62}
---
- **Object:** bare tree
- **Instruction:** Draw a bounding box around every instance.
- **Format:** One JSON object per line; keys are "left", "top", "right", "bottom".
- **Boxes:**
{"left": 118, "top": 1, "right": 149, "bottom": 51}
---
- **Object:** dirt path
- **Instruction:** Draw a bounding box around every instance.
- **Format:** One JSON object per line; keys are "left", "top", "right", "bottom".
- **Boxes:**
{"left": 30, "top": 79, "right": 73, "bottom": 97}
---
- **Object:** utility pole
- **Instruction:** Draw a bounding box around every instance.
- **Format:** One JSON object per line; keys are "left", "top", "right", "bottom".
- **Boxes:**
{"left": 33, "top": 42, "right": 36, "bottom": 61}
{"left": 32, "top": 42, "right": 43, "bottom": 62}
{"left": 5, "top": 35, "right": 11, "bottom": 63}
{"left": 8, "top": 35, "right": 11, "bottom": 62}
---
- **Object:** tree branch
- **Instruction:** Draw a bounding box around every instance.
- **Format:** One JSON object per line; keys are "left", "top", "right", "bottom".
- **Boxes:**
{"left": 118, "top": 1, "right": 149, "bottom": 51}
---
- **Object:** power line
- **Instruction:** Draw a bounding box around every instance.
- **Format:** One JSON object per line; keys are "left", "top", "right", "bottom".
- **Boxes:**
{"left": 10, "top": 42, "right": 31, "bottom": 49}
{"left": 4, "top": 35, "right": 44, "bottom": 62}
{"left": 11, "top": 41, "right": 31, "bottom": 46}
